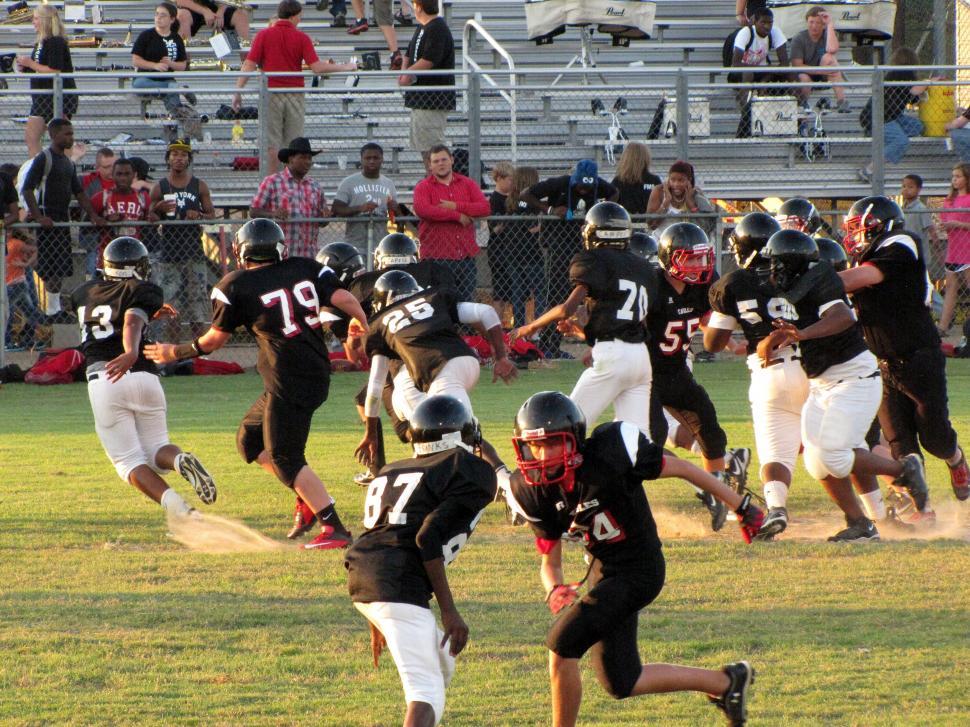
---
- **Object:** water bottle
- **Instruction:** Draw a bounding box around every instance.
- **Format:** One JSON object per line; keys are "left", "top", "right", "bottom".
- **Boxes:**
{"left": 231, "top": 121, "right": 244, "bottom": 145}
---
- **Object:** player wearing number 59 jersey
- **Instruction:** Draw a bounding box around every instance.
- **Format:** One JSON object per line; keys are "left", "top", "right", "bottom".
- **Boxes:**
{"left": 510, "top": 202, "right": 658, "bottom": 435}
{"left": 72, "top": 237, "right": 217, "bottom": 523}
{"left": 346, "top": 396, "right": 496, "bottom": 727}
{"left": 146, "top": 219, "right": 369, "bottom": 550}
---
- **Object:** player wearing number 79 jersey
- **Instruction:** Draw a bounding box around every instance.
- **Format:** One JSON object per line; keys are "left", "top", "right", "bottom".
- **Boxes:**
{"left": 146, "top": 220, "right": 369, "bottom": 550}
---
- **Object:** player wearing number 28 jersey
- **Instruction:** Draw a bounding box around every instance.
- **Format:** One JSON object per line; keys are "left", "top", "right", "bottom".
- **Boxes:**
{"left": 146, "top": 220, "right": 369, "bottom": 550}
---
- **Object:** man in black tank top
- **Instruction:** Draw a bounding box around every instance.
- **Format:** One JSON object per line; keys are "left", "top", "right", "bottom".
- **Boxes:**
{"left": 149, "top": 140, "right": 215, "bottom": 336}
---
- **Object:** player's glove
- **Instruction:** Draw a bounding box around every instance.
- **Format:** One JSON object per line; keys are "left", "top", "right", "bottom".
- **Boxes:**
{"left": 546, "top": 583, "right": 580, "bottom": 615}
{"left": 735, "top": 493, "right": 765, "bottom": 544}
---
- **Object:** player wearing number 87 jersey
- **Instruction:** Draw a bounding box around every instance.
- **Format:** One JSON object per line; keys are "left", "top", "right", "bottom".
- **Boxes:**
{"left": 146, "top": 219, "right": 369, "bottom": 550}
{"left": 346, "top": 395, "right": 496, "bottom": 727}
{"left": 510, "top": 201, "right": 658, "bottom": 435}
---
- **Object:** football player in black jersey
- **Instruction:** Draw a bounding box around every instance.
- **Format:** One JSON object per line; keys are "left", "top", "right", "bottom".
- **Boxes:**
{"left": 647, "top": 222, "right": 752, "bottom": 531}
{"left": 71, "top": 237, "right": 216, "bottom": 523}
{"left": 146, "top": 219, "right": 369, "bottom": 550}
{"left": 355, "top": 270, "right": 517, "bottom": 468}
{"left": 839, "top": 196, "right": 968, "bottom": 514}
{"left": 705, "top": 212, "right": 807, "bottom": 539}
{"left": 503, "top": 392, "right": 761, "bottom": 727}
{"left": 760, "top": 230, "right": 929, "bottom": 541}
{"left": 346, "top": 395, "right": 496, "bottom": 727}
{"left": 510, "top": 202, "right": 657, "bottom": 435}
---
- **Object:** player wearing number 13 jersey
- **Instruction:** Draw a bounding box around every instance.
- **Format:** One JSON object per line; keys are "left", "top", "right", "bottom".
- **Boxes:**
{"left": 346, "top": 396, "right": 496, "bottom": 727}
{"left": 146, "top": 220, "right": 369, "bottom": 550}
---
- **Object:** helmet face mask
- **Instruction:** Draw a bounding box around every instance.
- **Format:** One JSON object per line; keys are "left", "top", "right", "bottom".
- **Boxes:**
{"left": 512, "top": 392, "right": 586, "bottom": 490}
{"left": 581, "top": 201, "right": 633, "bottom": 250}
{"left": 842, "top": 196, "right": 903, "bottom": 258}
{"left": 409, "top": 395, "right": 480, "bottom": 456}
{"left": 316, "top": 241, "right": 365, "bottom": 285}
{"left": 374, "top": 232, "right": 419, "bottom": 270}
{"left": 372, "top": 270, "right": 422, "bottom": 313}
{"left": 103, "top": 236, "right": 151, "bottom": 281}
{"left": 658, "top": 222, "right": 714, "bottom": 284}
{"left": 234, "top": 219, "right": 286, "bottom": 266}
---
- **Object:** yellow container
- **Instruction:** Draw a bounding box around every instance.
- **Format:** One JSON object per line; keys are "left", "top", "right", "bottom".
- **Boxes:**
{"left": 919, "top": 85, "right": 955, "bottom": 137}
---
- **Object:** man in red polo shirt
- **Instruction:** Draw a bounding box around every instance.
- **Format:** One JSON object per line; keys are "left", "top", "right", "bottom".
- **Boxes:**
{"left": 232, "top": 0, "right": 356, "bottom": 173}
{"left": 412, "top": 144, "right": 491, "bottom": 301}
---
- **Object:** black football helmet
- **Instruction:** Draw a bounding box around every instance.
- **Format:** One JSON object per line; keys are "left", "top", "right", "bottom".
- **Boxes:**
{"left": 764, "top": 230, "right": 819, "bottom": 292}
{"left": 512, "top": 391, "right": 586, "bottom": 489}
{"left": 815, "top": 237, "right": 848, "bottom": 272}
{"left": 776, "top": 197, "right": 822, "bottom": 234}
{"left": 374, "top": 232, "right": 419, "bottom": 269}
{"left": 581, "top": 201, "right": 633, "bottom": 250}
{"left": 657, "top": 222, "right": 714, "bottom": 284}
{"left": 316, "top": 241, "right": 365, "bottom": 285}
{"left": 842, "top": 195, "right": 905, "bottom": 257}
{"left": 102, "top": 236, "right": 151, "bottom": 281}
{"left": 730, "top": 212, "right": 781, "bottom": 269}
{"left": 371, "top": 269, "right": 422, "bottom": 313}
{"left": 233, "top": 218, "right": 286, "bottom": 264}
{"left": 628, "top": 232, "right": 659, "bottom": 263}
{"left": 409, "top": 395, "right": 481, "bottom": 456}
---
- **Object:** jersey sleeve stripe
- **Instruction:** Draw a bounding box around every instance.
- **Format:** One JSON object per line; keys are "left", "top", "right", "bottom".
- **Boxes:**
{"left": 126, "top": 307, "right": 149, "bottom": 324}
{"left": 881, "top": 235, "right": 918, "bottom": 258}
{"left": 707, "top": 311, "right": 738, "bottom": 330}
{"left": 211, "top": 287, "right": 231, "bottom": 305}
{"left": 618, "top": 421, "right": 641, "bottom": 467}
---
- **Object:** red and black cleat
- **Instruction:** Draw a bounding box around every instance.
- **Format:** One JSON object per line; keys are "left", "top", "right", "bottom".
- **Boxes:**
{"left": 949, "top": 450, "right": 969, "bottom": 502}
{"left": 303, "top": 524, "right": 353, "bottom": 550}
{"left": 287, "top": 497, "right": 316, "bottom": 540}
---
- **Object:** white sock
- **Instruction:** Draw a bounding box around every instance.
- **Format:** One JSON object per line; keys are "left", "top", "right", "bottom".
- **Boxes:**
{"left": 859, "top": 489, "right": 887, "bottom": 520}
{"left": 45, "top": 295, "right": 61, "bottom": 316}
{"left": 763, "top": 481, "right": 789, "bottom": 510}
{"left": 947, "top": 447, "right": 964, "bottom": 467}
{"left": 690, "top": 441, "right": 704, "bottom": 456}
{"left": 160, "top": 488, "right": 191, "bottom": 516}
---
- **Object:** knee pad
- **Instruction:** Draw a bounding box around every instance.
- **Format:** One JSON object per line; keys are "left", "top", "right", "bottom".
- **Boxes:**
{"left": 236, "top": 423, "right": 262, "bottom": 464}
{"left": 803, "top": 444, "right": 854, "bottom": 480}
{"left": 270, "top": 451, "right": 305, "bottom": 488}
{"left": 595, "top": 667, "right": 637, "bottom": 700}
{"left": 117, "top": 457, "right": 149, "bottom": 484}
{"left": 147, "top": 445, "right": 171, "bottom": 476}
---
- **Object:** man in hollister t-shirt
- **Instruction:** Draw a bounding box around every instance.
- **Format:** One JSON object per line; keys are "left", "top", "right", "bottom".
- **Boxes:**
{"left": 331, "top": 143, "right": 408, "bottom": 253}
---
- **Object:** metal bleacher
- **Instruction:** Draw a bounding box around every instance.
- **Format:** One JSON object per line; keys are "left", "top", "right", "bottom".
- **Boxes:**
{"left": 0, "top": 0, "right": 954, "bottom": 206}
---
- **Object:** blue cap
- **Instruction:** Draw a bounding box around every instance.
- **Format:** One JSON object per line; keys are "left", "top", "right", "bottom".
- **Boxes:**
{"left": 570, "top": 159, "right": 598, "bottom": 187}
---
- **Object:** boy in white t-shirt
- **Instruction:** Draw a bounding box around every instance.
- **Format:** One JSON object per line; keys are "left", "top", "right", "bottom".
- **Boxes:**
{"left": 730, "top": 7, "right": 791, "bottom": 106}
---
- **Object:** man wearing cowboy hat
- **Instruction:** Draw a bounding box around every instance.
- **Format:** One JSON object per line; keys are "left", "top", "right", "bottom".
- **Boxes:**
{"left": 251, "top": 137, "right": 331, "bottom": 259}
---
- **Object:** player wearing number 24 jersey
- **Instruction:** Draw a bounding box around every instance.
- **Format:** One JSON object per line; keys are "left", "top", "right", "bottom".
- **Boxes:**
{"left": 346, "top": 395, "right": 496, "bottom": 727}
{"left": 147, "top": 220, "right": 369, "bottom": 550}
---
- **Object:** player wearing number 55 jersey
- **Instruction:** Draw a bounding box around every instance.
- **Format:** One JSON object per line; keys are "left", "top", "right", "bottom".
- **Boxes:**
{"left": 147, "top": 219, "right": 369, "bottom": 550}
{"left": 511, "top": 202, "right": 657, "bottom": 435}
{"left": 346, "top": 396, "right": 496, "bottom": 727}
{"left": 71, "top": 237, "right": 216, "bottom": 523}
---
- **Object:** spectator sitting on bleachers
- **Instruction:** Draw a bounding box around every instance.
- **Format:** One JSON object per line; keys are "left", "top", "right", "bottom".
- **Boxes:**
{"left": 857, "top": 47, "right": 931, "bottom": 183}
{"left": 4, "top": 233, "right": 44, "bottom": 352}
{"left": 646, "top": 160, "right": 715, "bottom": 238}
{"left": 331, "top": 142, "right": 407, "bottom": 254}
{"left": 90, "top": 159, "right": 156, "bottom": 269}
{"left": 729, "top": 7, "right": 790, "bottom": 107}
{"left": 251, "top": 137, "right": 331, "bottom": 259}
{"left": 791, "top": 7, "right": 850, "bottom": 113}
{"left": 347, "top": 0, "right": 403, "bottom": 70}
{"left": 233, "top": 0, "right": 356, "bottom": 174}
{"left": 611, "top": 142, "right": 662, "bottom": 216}
{"left": 175, "top": 0, "right": 250, "bottom": 42}
{"left": 131, "top": 3, "right": 195, "bottom": 117}
{"left": 945, "top": 104, "right": 970, "bottom": 164}
{"left": 16, "top": 4, "right": 78, "bottom": 158}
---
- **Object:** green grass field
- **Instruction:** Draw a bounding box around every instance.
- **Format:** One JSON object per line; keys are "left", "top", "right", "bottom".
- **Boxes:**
{"left": 2, "top": 360, "right": 969, "bottom": 726}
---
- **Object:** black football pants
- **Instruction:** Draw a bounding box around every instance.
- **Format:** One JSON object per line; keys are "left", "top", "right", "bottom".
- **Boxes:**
{"left": 650, "top": 365, "right": 728, "bottom": 459}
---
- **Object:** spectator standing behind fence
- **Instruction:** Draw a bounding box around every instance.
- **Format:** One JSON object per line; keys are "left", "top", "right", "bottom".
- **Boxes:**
{"left": 520, "top": 159, "right": 618, "bottom": 358}
{"left": 505, "top": 165, "right": 546, "bottom": 331}
{"left": 175, "top": 0, "right": 250, "bottom": 42}
{"left": 486, "top": 161, "right": 514, "bottom": 324}
{"left": 790, "top": 7, "right": 850, "bottom": 113}
{"left": 21, "top": 119, "right": 105, "bottom": 319}
{"left": 251, "top": 137, "right": 330, "bottom": 259}
{"left": 149, "top": 139, "right": 214, "bottom": 336}
{"left": 79, "top": 148, "right": 116, "bottom": 276}
{"left": 899, "top": 173, "right": 943, "bottom": 283}
{"left": 399, "top": 0, "right": 455, "bottom": 157}
{"left": 646, "top": 160, "right": 715, "bottom": 238}
{"left": 0, "top": 165, "right": 20, "bottom": 226}
{"left": 412, "top": 144, "right": 490, "bottom": 301}
{"left": 858, "top": 48, "right": 931, "bottom": 183}
{"left": 937, "top": 163, "right": 970, "bottom": 336}
{"left": 331, "top": 143, "right": 406, "bottom": 254}
{"left": 16, "top": 5, "right": 77, "bottom": 158}
{"left": 91, "top": 159, "right": 156, "bottom": 268}
{"left": 4, "top": 233, "right": 44, "bottom": 351}
{"left": 611, "top": 142, "right": 662, "bottom": 216}
{"left": 233, "top": 0, "right": 356, "bottom": 174}
{"left": 131, "top": 4, "right": 194, "bottom": 117}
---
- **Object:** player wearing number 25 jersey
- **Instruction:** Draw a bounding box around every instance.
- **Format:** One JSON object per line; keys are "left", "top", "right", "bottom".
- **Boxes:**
{"left": 72, "top": 237, "right": 217, "bottom": 523}
{"left": 346, "top": 396, "right": 496, "bottom": 727}
{"left": 146, "top": 220, "right": 369, "bottom": 550}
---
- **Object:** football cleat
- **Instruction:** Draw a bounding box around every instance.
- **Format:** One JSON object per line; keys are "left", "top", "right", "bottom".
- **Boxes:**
{"left": 726, "top": 448, "right": 752, "bottom": 496}
{"left": 303, "top": 524, "right": 353, "bottom": 550}
{"left": 697, "top": 484, "right": 727, "bottom": 532}
{"left": 175, "top": 452, "right": 216, "bottom": 504}
{"left": 754, "top": 506, "right": 788, "bottom": 540}
{"left": 880, "top": 511, "right": 915, "bottom": 534}
{"left": 893, "top": 453, "right": 929, "bottom": 512}
{"left": 827, "top": 517, "right": 880, "bottom": 543}
{"left": 948, "top": 449, "right": 969, "bottom": 501}
{"left": 709, "top": 661, "right": 754, "bottom": 726}
{"left": 287, "top": 497, "right": 316, "bottom": 539}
